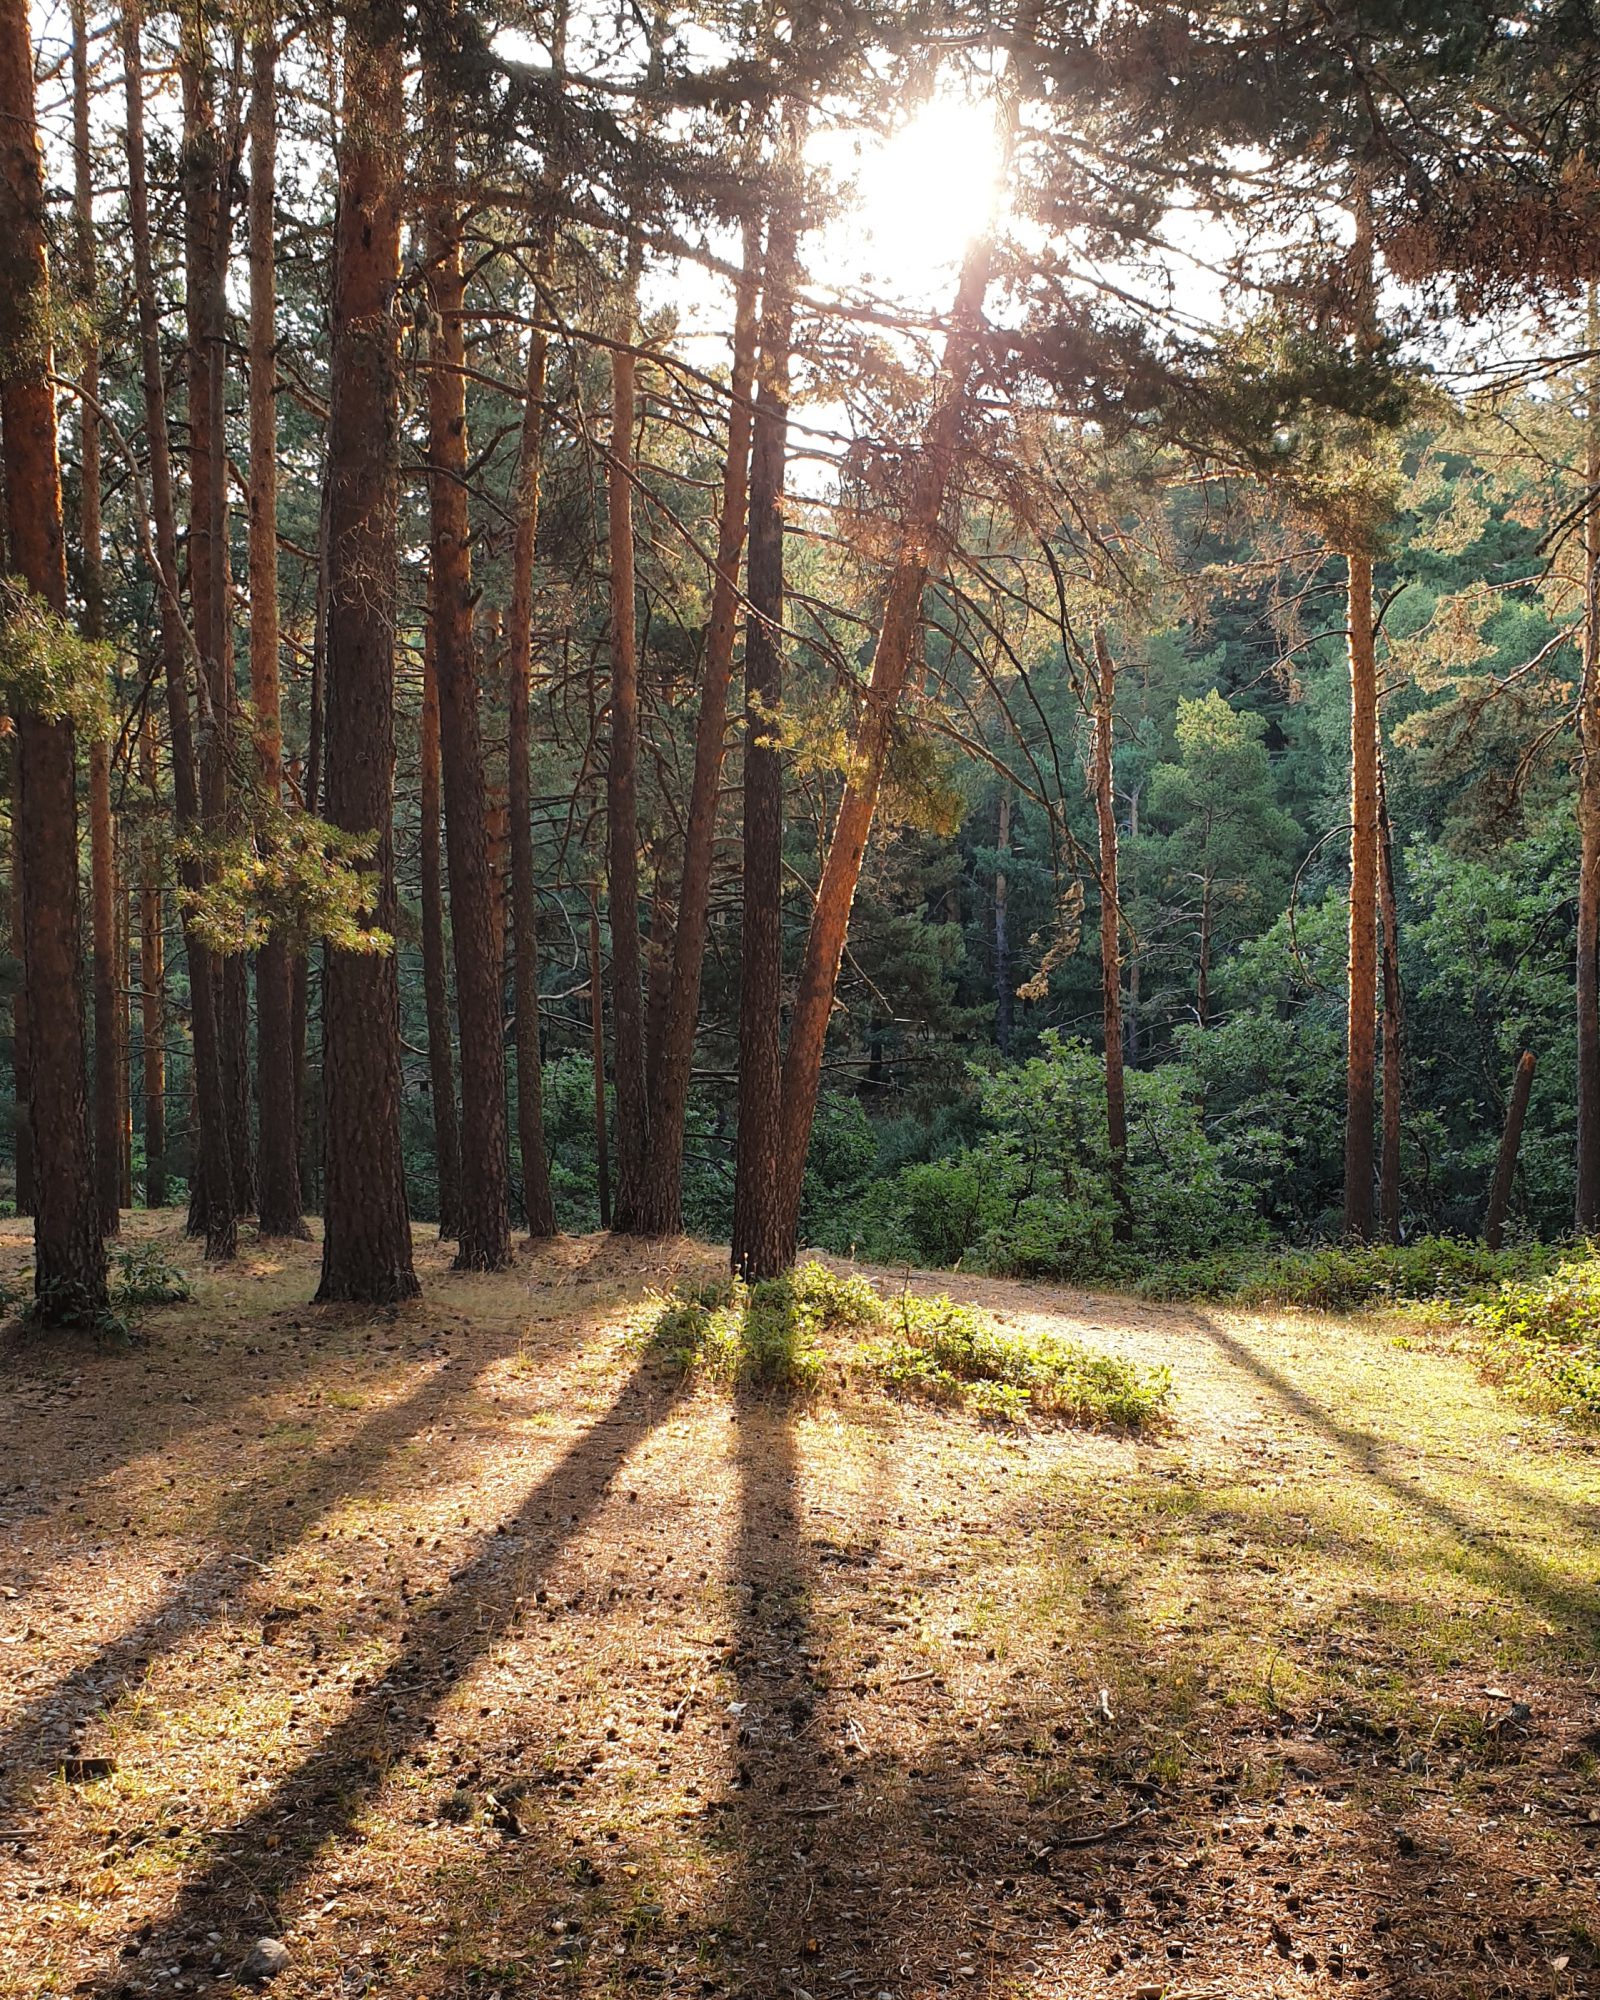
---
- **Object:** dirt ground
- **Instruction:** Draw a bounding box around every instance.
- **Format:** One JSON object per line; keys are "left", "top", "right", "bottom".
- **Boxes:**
{"left": 1, "top": 1213, "right": 1597, "bottom": 2000}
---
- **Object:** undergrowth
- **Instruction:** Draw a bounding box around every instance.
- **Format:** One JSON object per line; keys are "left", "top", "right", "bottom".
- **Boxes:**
{"left": 641, "top": 1260, "right": 1170, "bottom": 1428}
{"left": 1467, "top": 1255, "right": 1600, "bottom": 1421}
{"left": 1137, "top": 1235, "right": 1550, "bottom": 1309}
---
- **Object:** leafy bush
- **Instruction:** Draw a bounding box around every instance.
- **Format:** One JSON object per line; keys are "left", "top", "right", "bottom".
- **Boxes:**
{"left": 1467, "top": 1255, "right": 1600, "bottom": 1419}
{"left": 641, "top": 1259, "right": 1170, "bottom": 1427}
{"left": 1138, "top": 1235, "right": 1547, "bottom": 1308}
{"left": 855, "top": 1159, "right": 985, "bottom": 1267}
{"left": 113, "top": 1242, "right": 195, "bottom": 1306}
{"left": 858, "top": 1293, "right": 1171, "bottom": 1427}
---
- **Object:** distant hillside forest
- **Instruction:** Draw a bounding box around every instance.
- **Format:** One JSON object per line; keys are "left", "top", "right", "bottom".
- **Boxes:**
{"left": 5, "top": 0, "right": 1600, "bottom": 1314}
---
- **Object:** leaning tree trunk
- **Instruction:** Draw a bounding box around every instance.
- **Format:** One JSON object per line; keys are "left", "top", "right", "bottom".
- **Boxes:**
{"left": 424, "top": 140, "right": 512, "bottom": 1272}
{"left": 1342, "top": 546, "right": 1380, "bottom": 1242}
{"left": 72, "top": 0, "right": 119, "bottom": 1240}
{"left": 505, "top": 253, "right": 558, "bottom": 1239}
{"left": 605, "top": 274, "right": 651, "bottom": 1233}
{"left": 755, "top": 231, "right": 1002, "bottom": 1277}
{"left": 730, "top": 194, "right": 798, "bottom": 1281}
{"left": 315, "top": 0, "right": 417, "bottom": 1306}
{"left": 420, "top": 617, "right": 462, "bottom": 1238}
{"left": 1091, "top": 624, "right": 1128, "bottom": 1228}
{"left": 247, "top": 28, "right": 306, "bottom": 1238}
{"left": 0, "top": 0, "right": 107, "bottom": 1318}
{"left": 635, "top": 220, "right": 762, "bottom": 1236}
{"left": 1484, "top": 1050, "right": 1536, "bottom": 1252}
{"left": 124, "top": 0, "right": 234, "bottom": 1257}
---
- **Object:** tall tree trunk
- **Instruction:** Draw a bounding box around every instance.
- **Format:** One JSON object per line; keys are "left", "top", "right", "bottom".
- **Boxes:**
{"left": 291, "top": 469, "right": 329, "bottom": 1184}
{"left": 754, "top": 234, "right": 1002, "bottom": 1277}
{"left": 994, "top": 783, "right": 1012, "bottom": 1055}
{"left": 139, "top": 708, "right": 167, "bottom": 1208}
{"left": 247, "top": 26, "right": 305, "bottom": 1238}
{"left": 605, "top": 286, "right": 651, "bottom": 1232}
{"left": 1091, "top": 624, "right": 1128, "bottom": 1222}
{"left": 11, "top": 796, "right": 32, "bottom": 1216}
{"left": 730, "top": 190, "right": 797, "bottom": 1280}
{"left": 1378, "top": 757, "right": 1404, "bottom": 1243}
{"left": 1576, "top": 297, "right": 1600, "bottom": 1232}
{"left": 424, "top": 132, "right": 511, "bottom": 1272}
{"left": 420, "top": 616, "right": 462, "bottom": 1238}
{"left": 180, "top": 12, "right": 243, "bottom": 1239}
{"left": 123, "top": 0, "right": 234, "bottom": 1257}
{"left": 637, "top": 218, "right": 761, "bottom": 1235}
{"left": 1124, "top": 782, "right": 1140, "bottom": 1062}
{"left": 1343, "top": 546, "right": 1379, "bottom": 1241}
{"left": 0, "top": 0, "right": 107, "bottom": 1317}
{"left": 505, "top": 253, "right": 558, "bottom": 1239}
{"left": 1484, "top": 1050, "right": 1536, "bottom": 1251}
{"left": 117, "top": 818, "right": 134, "bottom": 1207}
{"left": 72, "top": 0, "right": 119, "bottom": 1240}
{"left": 315, "top": 0, "right": 417, "bottom": 1305}
{"left": 589, "top": 890, "right": 611, "bottom": 1231}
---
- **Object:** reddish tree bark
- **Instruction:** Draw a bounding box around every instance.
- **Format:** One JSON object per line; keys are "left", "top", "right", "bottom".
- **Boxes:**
{"left": 425, "top": 142, "right": 512, "bottom": 1272}
{"left": 123, "top": 0, "right": 234, "bottom": 1256}
{"left": 1378, "top": 758, "right": 1404, "bottom": 1243}
{"left": 605, "top": 310, "right": 650, "bottom": 1232}
{"left": 1343, "top": 547, "right": 1379, "bottom": 1241}
{"left": 752, "top": 233, "right": 1000, "bottom": 1277}
{"left": 1576, "top": 311, "right": 1600, "bottom": 1232}
{"left": 1485, "top": 1050, "right": 1536, "bottom": 1251}
{"left": 139, "top": 707, "right": 167, "bottom": 1209}
{"left": 505, "top": 269, "right": 558, "bottom": 1238}
{"left": 0, "top": 0, "right": 107, "bottom": 1316}
{"left": 247, "top": 27, "right": 306, "bottom": 1238}
{"left": 420, "top": 617, "right": 462, "bottom": 1238}
{"left": 637, "top": 220, "right": 761, "bottom": 1236}
{"left": 315, "top": 2, "right": 417, "bottom": 1305}
{"left": 730, "top": 196, "right": 797, "bottom": 1280}
{"left": 1091, "top": 624, "right": 1128, "bottom": 1227}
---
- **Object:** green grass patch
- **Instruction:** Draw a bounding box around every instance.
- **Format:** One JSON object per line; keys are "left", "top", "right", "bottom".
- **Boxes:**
{"left": 1137, "top": 1234, "right": 1549, "bottom": 1309}
{"left": 641, "top": 1260, "right": 1170, "bottom": 1427}
{"left": 1467, "top": 1253, "right": 1600, "bottom": 1421}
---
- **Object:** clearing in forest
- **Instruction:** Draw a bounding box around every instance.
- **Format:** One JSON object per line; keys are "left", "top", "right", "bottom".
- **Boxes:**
{"left": 1, "top": 1215, "right": 1597, "bottom": 2000}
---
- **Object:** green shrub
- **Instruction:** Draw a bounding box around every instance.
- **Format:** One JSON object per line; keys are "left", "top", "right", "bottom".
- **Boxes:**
{"left": 858, "top": 1292, "right": 1171, "bottom": 1427}
{"left": 113, "top": 1242, "right": 195, "bottom": 1306}
{"left": 856, "top": 1159, "right": 985, "bottom": 1267}
{"left": 1467, "top": 1255, "right": 1600, "bottom": 1419}
{"left": 1138, "top": 1235, "right": 1547, "bottom": 1309}
{"left": 642, "top": 1259, "right": 1170, "bottom": 1427}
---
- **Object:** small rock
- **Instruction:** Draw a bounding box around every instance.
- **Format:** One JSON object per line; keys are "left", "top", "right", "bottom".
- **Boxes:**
{"left": 240, "top": 1937, "right": 290, "bottom": 1984}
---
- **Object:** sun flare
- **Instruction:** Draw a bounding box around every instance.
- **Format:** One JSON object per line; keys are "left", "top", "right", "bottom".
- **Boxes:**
{"left": 834, "top": 93, "right": 1005, "bottom": 299}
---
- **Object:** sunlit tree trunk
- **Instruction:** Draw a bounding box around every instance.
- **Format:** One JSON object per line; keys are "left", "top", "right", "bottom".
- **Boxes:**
{"left": 589, "top": 890, "right": 611, "bottom": 1230}
{"left": 420, "top": 616, "right": 462, "bottom": 1239}
{"left": 754, "top": 232, "right": 1001, "bottom": 1277}
{"left": 124, "top": 0, "right": 234, "bottom": 1257}
{"left": 315, "top": 1, "right": 417, "bottom": 1305}
{"left": 0, "top": 0, "right": 107, "bottom": 1316}
{"left": 424, "top": 112, "right": 512, "bottom": 1272}
{"left": 506, "top": 250, "right": 558, "bottom": 1240}
{"left": 1343, "top": 546, "right": 1379, "bottom": 1241}
{"left": 248, "top": 25, "right": 305, "bottom": 1239}
{"left": 11, "top": 800, "right": 32, "bottom": 1217}
{"left": 730, "top": 189, "right": 797, "bottom": 1280}
{"left": 638, "top": 218, "right": 761, "bottom": 1236}
{"left": 1091, "top": 624, "right": 1128, "bottom": 1222}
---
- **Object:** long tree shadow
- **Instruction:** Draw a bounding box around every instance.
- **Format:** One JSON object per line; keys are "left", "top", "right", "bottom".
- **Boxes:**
{"left": 716, "top": 1393, "right": 1174, "bottom": 1999}
{"left": 0, "top": 1287, "right": 605, "bottom": 1800}
{"left": 1188, "top": 1312, "right": 1600, "bottom": 1649}
{"left": 72, "top": 1350, "right": 683, "bottom": 1995}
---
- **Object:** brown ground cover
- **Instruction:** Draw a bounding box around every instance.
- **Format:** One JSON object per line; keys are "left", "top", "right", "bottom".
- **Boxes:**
{"left": 1, "top": 1214, "right": 1597, "bottom": 2000}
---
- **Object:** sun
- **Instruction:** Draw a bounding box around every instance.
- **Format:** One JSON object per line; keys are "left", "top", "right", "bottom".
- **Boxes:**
{"left": 821, "top": 92, "right": 1006, "bottom": 304}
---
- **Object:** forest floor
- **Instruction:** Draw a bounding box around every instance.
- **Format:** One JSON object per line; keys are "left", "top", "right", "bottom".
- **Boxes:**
{"left": 1, "top": 1215, "right": 1598, "bottom": 2000}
